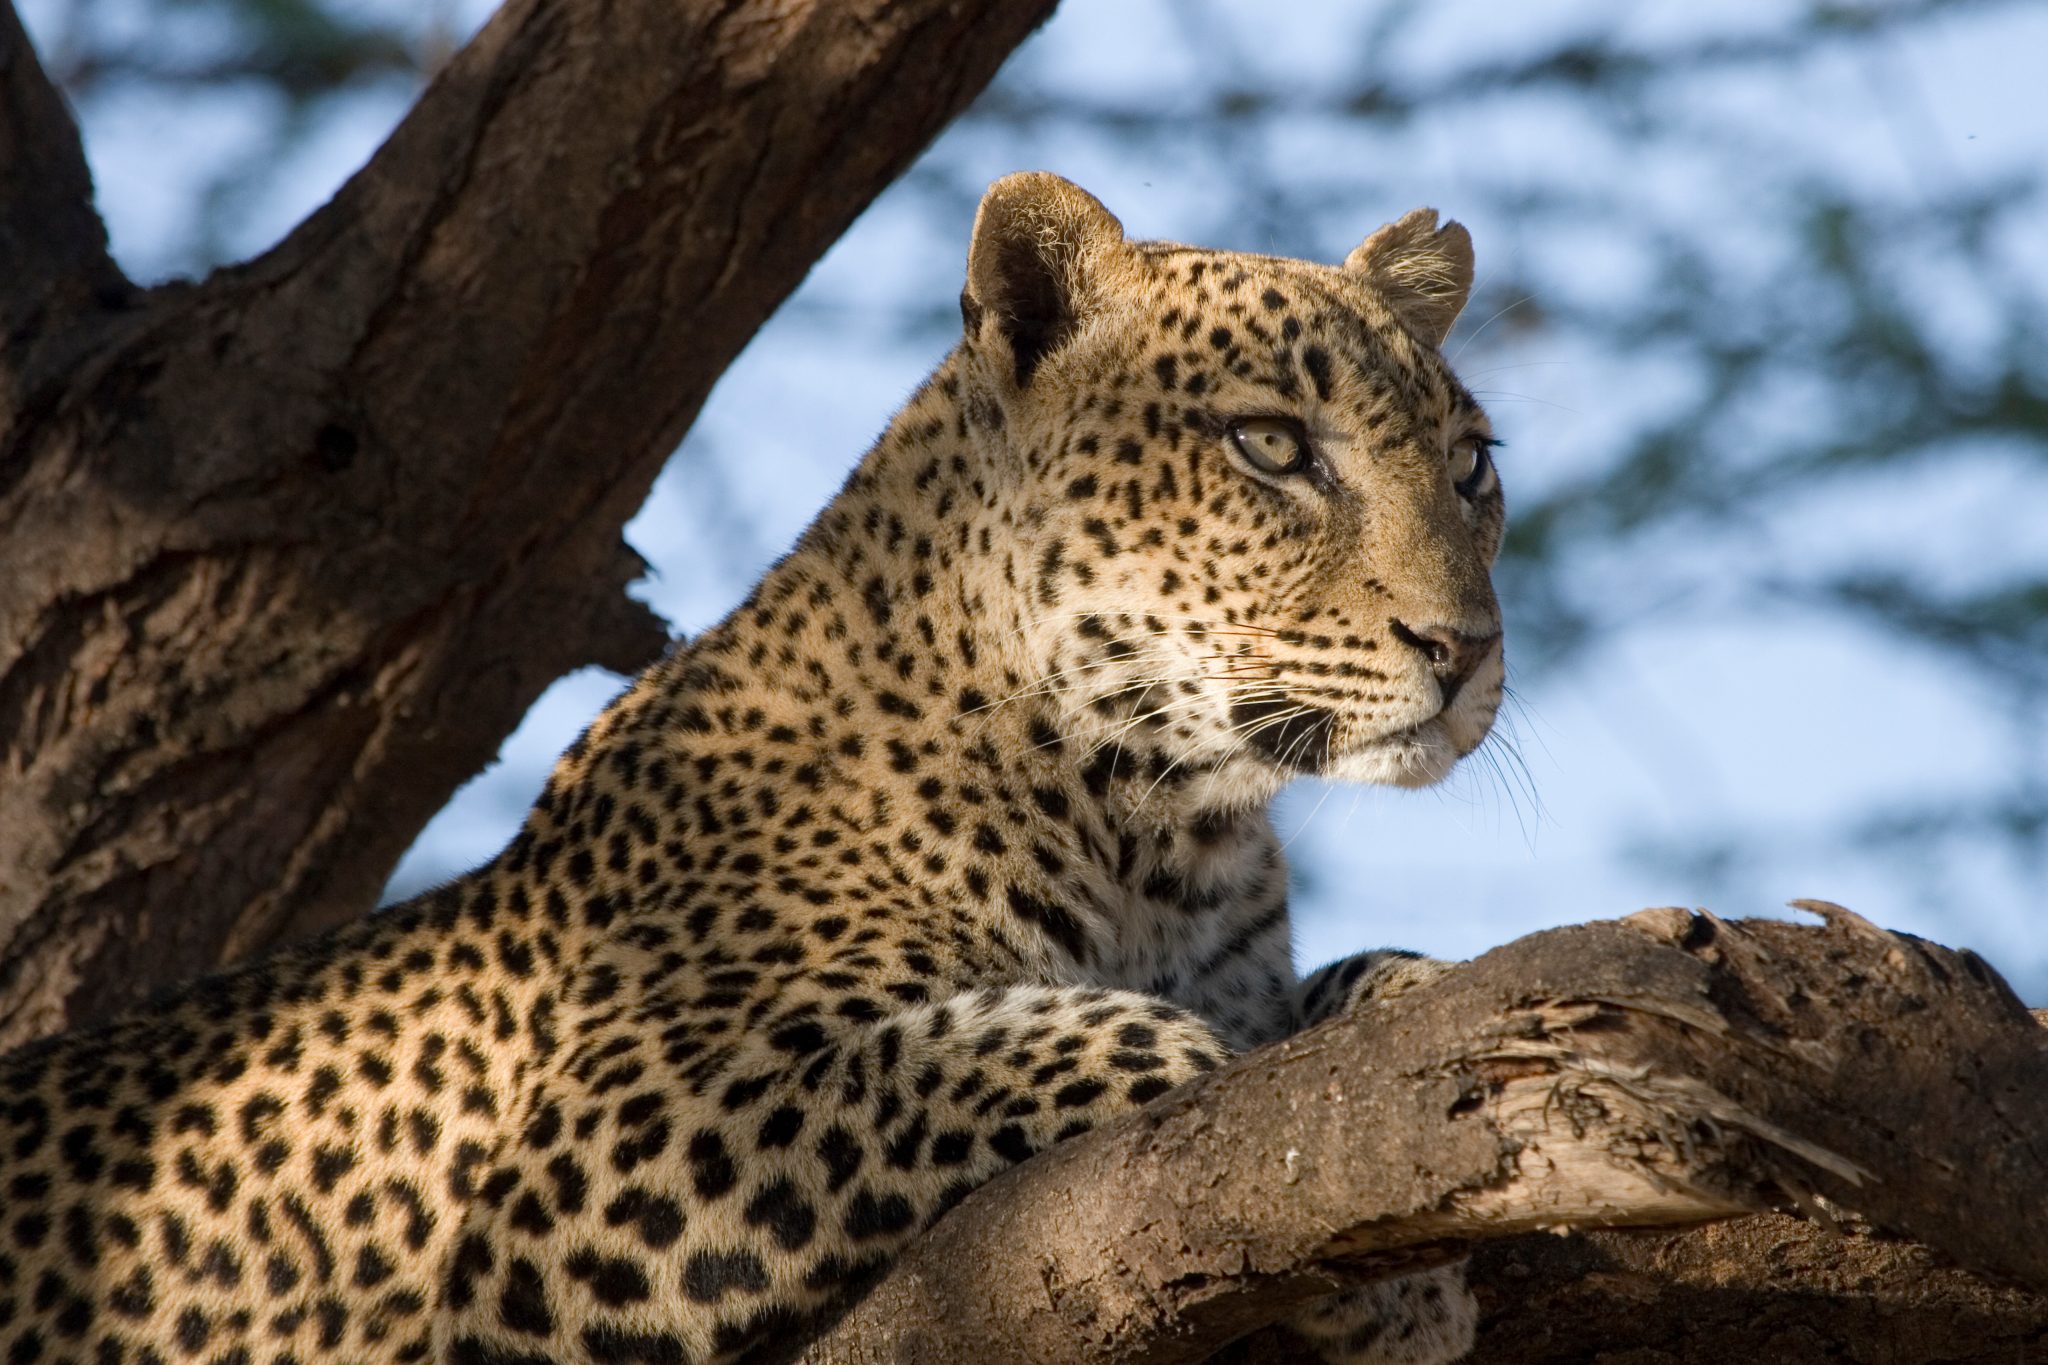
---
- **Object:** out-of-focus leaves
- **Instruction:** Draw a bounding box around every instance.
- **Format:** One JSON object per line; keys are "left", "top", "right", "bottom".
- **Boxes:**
{"left": 1815, "top": 573, "right": 2048, "bottom": 688}
{"left": 55, "top": 2, "right": 415, "bottom": 96}
{"left": 33, "top": 0, "right": 462, "bottom": 267}
{"left": 42, "top": 0, "right": 434, "bottom": 98}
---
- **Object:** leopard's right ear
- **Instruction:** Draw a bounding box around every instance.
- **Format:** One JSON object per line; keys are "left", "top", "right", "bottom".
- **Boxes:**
{"left": 964, "top": 172, "right": 1125, "bottom": 389}
{"left": 1344, "top": 208, "right": 1474, "bottom": 349}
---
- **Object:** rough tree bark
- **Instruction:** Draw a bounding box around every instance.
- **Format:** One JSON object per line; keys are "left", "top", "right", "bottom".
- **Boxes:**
{"left": 0, "top": 0, "right": 1059, "bottom": 1047}
{"left": 796, "top": 906, "right": 2048, "bottom": 1364}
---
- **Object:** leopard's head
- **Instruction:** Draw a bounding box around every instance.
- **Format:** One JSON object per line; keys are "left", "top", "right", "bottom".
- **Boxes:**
{"left": 958, "top": 172, "right": 1504, "bottom": 801}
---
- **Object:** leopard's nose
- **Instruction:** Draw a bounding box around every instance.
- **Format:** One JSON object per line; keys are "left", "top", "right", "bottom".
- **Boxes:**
{"left": 1388, "top": 619, "right": 1499, "bottom": 706}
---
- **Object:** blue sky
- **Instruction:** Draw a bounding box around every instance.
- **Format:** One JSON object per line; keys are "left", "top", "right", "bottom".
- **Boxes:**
{"left": 28, "top": 0, "right": 2048, "bottom": 998}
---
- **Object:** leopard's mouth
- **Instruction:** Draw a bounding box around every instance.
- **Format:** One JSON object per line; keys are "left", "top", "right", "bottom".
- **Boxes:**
{"left": 1317, "top": 715, "right": 1464, "bottom": 789}
{"left": 1222, "top": 675, "right": 1492, "bottom": 786}
{"left": 1365, "top": 718, "right": 1461, "bottom": 787}
{"left": 1227, "top": 694, "right": 1337, "bottom": 773}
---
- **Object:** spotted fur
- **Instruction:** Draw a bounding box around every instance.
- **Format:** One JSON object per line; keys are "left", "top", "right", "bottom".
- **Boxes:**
{"left": 0, "top": 173, "right": 1504, "bottom": 1365}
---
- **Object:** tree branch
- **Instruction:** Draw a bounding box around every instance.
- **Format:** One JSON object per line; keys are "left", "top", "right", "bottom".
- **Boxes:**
{"left": 0, "top": 0, "right": 126, "bottom": 399}
{"left": 0, "top": 0, "right": 1058, "bottom": 1046}
{"left": 798, "top": 905, "right": 2048, "bottom": 1364}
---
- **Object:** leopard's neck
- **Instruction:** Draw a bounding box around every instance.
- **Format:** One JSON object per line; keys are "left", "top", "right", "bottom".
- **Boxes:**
{"left": 524, "top": 356, "right": 1291, "bottom": 982}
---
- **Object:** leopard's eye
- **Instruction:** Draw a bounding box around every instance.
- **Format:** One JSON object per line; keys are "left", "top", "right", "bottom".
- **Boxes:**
{"left": 1228, "top": 418, "right": 1313, "bottom": 477}
{"left": 1450, "top": 435, "right": 1498, "bottom": 497}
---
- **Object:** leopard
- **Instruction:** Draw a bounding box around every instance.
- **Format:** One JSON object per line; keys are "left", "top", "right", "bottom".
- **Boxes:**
{"left": 0, "top": 172, "right": 1505, "bottom": 1365}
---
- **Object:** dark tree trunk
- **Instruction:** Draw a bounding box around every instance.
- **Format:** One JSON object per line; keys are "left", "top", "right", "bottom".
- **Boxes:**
{"left": 0, "top": 0, "right": 1057, "bottom": 1047}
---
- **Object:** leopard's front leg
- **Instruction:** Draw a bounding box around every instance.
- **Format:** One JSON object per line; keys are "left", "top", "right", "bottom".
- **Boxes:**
{"left": 1294, "top": 947, "right": 1459, "bottom": 1031}
{"left": 431, "top": 984, "right": 1228, "bottom": 1364}
{"left": 1278, "top": 947, "right": 1476, "bottom": 1365}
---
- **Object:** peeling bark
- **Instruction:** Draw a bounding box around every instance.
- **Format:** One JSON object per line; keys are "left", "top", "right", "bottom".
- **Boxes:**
{"left": 0, "top": 0, "right": 1057, "bottom": 1047}
{"left": 798, "top": 906, "right": 2048, "bottom": 1364}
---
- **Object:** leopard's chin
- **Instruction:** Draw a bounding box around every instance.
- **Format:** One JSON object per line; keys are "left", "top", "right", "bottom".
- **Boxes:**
{"left": 1324, "top": 718, "right": 1462, "bottom": 789}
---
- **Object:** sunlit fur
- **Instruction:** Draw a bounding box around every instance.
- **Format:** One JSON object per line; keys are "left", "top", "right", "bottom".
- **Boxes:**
{"left": 952, "top": 190, "right": 1506, "bottom": 816}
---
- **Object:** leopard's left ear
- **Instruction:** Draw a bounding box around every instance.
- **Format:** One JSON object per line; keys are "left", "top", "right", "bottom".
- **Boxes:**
{"left": 964, "top": 172, "right": 1126, "bottom": 389}
{"left": 1344, "top": 209, "right": 1474, "bottom": 349}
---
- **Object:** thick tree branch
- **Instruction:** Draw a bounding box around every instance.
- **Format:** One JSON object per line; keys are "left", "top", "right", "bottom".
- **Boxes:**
{"left": 0, "top": 0, "right": 1058, "bottom": 1046}
{"left": 798, "top": 906, "right": 2048, "bottom": 1364}
{"left": 0, "top": 0, "right": 124, "bottom": 349}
